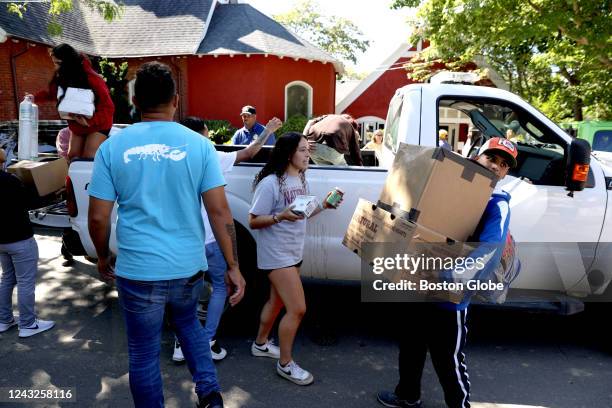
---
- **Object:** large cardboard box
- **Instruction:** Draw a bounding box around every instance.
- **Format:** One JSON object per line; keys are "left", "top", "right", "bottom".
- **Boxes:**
{"left": 343, "top": 199, "right": 472, "bottom": 303}
{"left": 343, "top": 199, "right": 470, "bottom": 260}
{"left": 8, "top": 158, "right": 68, "bottom": 196}
{"left": 379, "top": 144, "right": 497, "bottom": 242}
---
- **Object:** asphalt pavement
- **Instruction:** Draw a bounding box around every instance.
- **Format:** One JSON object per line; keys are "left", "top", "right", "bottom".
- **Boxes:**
{"left": 0, "top": 230, "right": 611, "bottom": 408}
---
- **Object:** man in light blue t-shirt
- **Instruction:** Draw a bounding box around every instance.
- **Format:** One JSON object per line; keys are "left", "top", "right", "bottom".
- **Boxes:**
{"left": 88, "top": 62, "right": 244, "bottom": 408}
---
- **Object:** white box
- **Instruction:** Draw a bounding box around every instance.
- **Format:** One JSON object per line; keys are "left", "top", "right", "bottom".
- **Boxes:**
{"left": 58, "top": 87, "right": 95, "bottom": 119}
{"left": 290, "top": 195, "right": 319, "bottom": 218}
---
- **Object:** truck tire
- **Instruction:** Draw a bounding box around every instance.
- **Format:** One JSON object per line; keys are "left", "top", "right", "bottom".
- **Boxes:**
{"left": 62, "top": 228, "right": 87, "bottom": 257}
{"left": 225, "top": 221, "right": 269, "bottom": 327}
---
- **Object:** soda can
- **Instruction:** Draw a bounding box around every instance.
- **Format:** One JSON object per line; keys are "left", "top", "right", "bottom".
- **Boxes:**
{"left": 326, "top": 187, "right": 344, "bottom": 208}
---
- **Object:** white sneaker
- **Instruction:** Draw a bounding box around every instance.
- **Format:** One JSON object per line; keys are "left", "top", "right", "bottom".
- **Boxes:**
{"left": 18, "top": 319, "right": 55, "bottom": 338}
{"left": 276, "top": 360, "right": 314, "bottom": 386}
{"left": 172, "top": 339, "right": 185, "bottom": 363}
{"left": 210, "top": 339, "right": 227, "bottom": 361}
{"left": 0, "top": 318, "right": 17, "bottom": 333}
{"left": 251, "top": 339, "right": 280, "bottom": 359}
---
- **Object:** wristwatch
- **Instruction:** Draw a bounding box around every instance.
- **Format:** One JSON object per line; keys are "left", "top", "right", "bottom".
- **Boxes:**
{"left": 272, "top": 214, "right": 280, "bottom": 224}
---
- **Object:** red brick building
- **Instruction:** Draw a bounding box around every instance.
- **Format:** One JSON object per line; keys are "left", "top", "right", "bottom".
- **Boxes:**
{"left": 0, "top": 1, "right": 342, "bottom": 128}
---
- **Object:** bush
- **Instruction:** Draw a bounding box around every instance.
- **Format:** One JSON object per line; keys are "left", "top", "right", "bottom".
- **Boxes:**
{"left": 277, "top": 115, "right": 309, "bottom": 136}
{"left": 206, "top": 120, "right": 237, "bottom": 145}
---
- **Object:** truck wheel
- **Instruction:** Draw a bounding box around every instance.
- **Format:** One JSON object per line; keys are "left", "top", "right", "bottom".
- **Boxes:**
{"left": 225, "top": 222, "right": 269, "bottom": 327}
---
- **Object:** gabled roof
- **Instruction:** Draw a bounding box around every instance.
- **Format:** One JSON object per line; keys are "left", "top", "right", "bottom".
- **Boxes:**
{"left": 199, "top": 4, "right": 343, "bottom": 73}
{"left": 0, "top": 1, "right": 342, "bottom": 71}
{"left": 336, "top": 42, "right": 417, "bottom": 114}
{"left": 0, "top": 1, "right": 214, "bottom": 57}
{"left": 335, "top": 40, "right": 509, "bottom": 113}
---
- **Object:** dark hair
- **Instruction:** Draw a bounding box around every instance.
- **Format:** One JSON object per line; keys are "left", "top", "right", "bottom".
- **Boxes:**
{"left": 134, "top": 62, "right": 176, "bottom": 112}
{"left": 253, "top": 132, "right": 307, "bottom": 191}
{"left": 180, "top": 116, "right": 207, "bottom": 133}
{"left": 50, "top": 43, "right": 90, "bottom": 91}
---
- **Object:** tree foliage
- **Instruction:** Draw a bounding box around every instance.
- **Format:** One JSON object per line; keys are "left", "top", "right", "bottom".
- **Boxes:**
{"left": 96, "top": 58, "right": 131, "bottom": 123}
{"left": 7, "top": 1, "right": 122, "bottom": 36}
{"left": 391, "top": 0, "right": 612, "bottom": 121}
{"left": 273, "top": 0, "right": 369, "bottom": 65}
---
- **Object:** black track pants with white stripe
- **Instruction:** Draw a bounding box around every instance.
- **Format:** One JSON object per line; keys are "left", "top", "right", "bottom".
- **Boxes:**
{"left": 395, "top": 303, "right": 471, "bottom": 408}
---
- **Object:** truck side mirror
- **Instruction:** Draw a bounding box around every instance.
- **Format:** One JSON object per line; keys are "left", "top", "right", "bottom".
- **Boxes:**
{"left": 566, "top": 138, "right": 591, "bottom": 192}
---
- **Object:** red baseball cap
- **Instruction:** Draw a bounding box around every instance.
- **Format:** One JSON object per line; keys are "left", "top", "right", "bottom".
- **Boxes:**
{"left": 478, "top": 137, "right": 518, "bottom": 168}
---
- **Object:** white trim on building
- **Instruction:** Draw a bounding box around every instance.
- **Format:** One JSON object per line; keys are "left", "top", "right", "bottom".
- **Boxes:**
{"left": 284, "top": 80, "right": 313, "bottom": 120}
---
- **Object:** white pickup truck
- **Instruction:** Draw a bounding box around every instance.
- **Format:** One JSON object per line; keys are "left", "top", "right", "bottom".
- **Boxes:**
{"left": 32, "top": 81, "right": 612, "bottom": 312}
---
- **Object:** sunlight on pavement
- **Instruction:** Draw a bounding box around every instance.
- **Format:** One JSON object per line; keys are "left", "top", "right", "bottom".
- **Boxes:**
{"left": 223, "top": 386, "right": 253, "bottom": 408}
{"left": 95, "top": 373, "right": 129, "bottom": 401}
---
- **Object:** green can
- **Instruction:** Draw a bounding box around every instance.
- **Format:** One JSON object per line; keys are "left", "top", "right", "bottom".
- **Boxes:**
{"left": 326, "top": 187, "right": 344, "bottom": 208}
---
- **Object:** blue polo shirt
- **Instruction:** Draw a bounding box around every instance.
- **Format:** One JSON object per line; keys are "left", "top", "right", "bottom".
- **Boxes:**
{"left": 231, "top": 122, "right": 276, "bottom": 145}
{"left": 89, "top": 121, "right": 225, "bottom": 281}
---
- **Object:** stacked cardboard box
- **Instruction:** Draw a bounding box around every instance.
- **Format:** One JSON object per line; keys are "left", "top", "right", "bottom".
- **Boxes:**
{"left": 343, "top": 143, "right": 498, "bottom": 302}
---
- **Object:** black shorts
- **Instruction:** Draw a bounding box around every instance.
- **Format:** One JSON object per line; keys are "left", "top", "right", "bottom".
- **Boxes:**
{"left": 260, "top": 260, "right": 303, "bottom": 274}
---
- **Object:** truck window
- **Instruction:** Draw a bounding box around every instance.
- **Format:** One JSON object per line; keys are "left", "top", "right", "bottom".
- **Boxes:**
{"left": 439, "top": 97, "right": 568, "bottom": 186}
{"left": 384, "top": 93, "right": 403, "bottom": 153}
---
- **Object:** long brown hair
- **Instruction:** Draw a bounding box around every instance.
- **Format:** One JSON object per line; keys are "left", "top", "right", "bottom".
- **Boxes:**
{"left": 252, "top": 132, "right": 307, "bottom": 192}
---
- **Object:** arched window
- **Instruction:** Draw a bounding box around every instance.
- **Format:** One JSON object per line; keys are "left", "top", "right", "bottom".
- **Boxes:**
{"left": 285, "top": 81, "right": 312, "bottom": 120}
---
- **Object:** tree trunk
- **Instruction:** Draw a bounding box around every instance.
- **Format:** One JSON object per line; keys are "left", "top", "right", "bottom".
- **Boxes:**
{"left": 573, "top": 97, "right": 584, "bottom": 121}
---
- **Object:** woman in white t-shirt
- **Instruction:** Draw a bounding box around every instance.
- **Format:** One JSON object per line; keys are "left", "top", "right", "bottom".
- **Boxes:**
{"left": 248, "top": 132, "right": 342, "bottom": 386}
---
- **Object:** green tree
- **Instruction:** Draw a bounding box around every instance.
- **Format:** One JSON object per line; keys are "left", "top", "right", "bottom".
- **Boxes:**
{"left": 391, "top": 0, "right": 612, "bottom": 121}
{"left": 273, "top": 0, "right": 369, "bottom": 66}
{"left": 95, "top": 58, "right": 131, "bottom": 123}
{"left": 7, "top": 0, "right": 122, "bottom": 36}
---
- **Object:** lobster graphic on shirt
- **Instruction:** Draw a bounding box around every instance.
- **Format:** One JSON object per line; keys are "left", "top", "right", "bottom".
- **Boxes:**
{"left": 123, "top": 144, "right": 187, "bottom": 164}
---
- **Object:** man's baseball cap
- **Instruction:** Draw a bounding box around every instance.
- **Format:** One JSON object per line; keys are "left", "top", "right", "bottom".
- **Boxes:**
{"left": 240, "top": 105, "right": 256, "bottom": 115}
{"left": 478, "top": 137, "right": 518, "bottom": 168}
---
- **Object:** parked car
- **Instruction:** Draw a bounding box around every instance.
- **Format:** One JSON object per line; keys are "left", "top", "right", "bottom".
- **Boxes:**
{"left": 561, "top": 120, "right": 612, "bottom": 167}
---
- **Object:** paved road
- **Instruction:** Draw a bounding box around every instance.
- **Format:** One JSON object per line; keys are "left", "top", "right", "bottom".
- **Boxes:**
{"left": 0, "top": 231, "right": 611, "bottom": 407}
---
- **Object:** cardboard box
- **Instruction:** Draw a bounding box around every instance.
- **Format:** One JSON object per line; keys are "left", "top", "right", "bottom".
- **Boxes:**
{"left": 343, "top": 199, "right": 473, "bottom": 303}
{"left": 291, "top": 195, "right": 319, "bottom": 217}
{"left": 8, "top": 158, "right": 68, "bottom": 196}
{"left": 58, "top": 87, "right": 95, "bottom": 119}
{"left": 378, "top": 143, "right": 497, "bottom": 241}
{"left": 343, "top": 199, "right": 470, "bottom": 259}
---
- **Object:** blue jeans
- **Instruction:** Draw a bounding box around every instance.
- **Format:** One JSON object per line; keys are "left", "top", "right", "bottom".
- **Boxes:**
{"left": 203, "top": 241, "right": 227, "bottom": 341}
{"left": 0, "top": 237, "right": 38, "bottom": 328}
{"left": 116, "top": 273, "right": 219, "bottom": 408}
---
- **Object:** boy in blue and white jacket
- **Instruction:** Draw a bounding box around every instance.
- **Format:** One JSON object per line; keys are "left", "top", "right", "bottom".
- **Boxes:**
{"left": 378, "top": 137, "right": 519, "bottom": 408}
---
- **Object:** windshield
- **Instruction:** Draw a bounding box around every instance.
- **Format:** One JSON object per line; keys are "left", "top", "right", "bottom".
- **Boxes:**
{"left": 593, "top": 130, "right": 612, "bottom": 152}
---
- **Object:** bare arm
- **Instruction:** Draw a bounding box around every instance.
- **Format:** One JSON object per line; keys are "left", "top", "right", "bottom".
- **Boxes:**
{"left": 248, "top": 205, "right": 303, "bottom": 229}
{"left": 235, "top": 117, "right": 282, "bottom": 164}
{"left": 88, "top": 197, "right": 115, "bottom": 281}
{"left": 202, "top": 186, "right": 245, "bottom": 305}
{"left": 303, "top": 119, "right": 316, "bottom": 135}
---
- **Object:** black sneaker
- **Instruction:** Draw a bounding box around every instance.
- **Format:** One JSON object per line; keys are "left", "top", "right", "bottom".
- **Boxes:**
{"left": 197, "top": 391, "right": 223, "bottom": 408}
{"left": 377, "top": 391, "right": 422, "bottom": 408}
